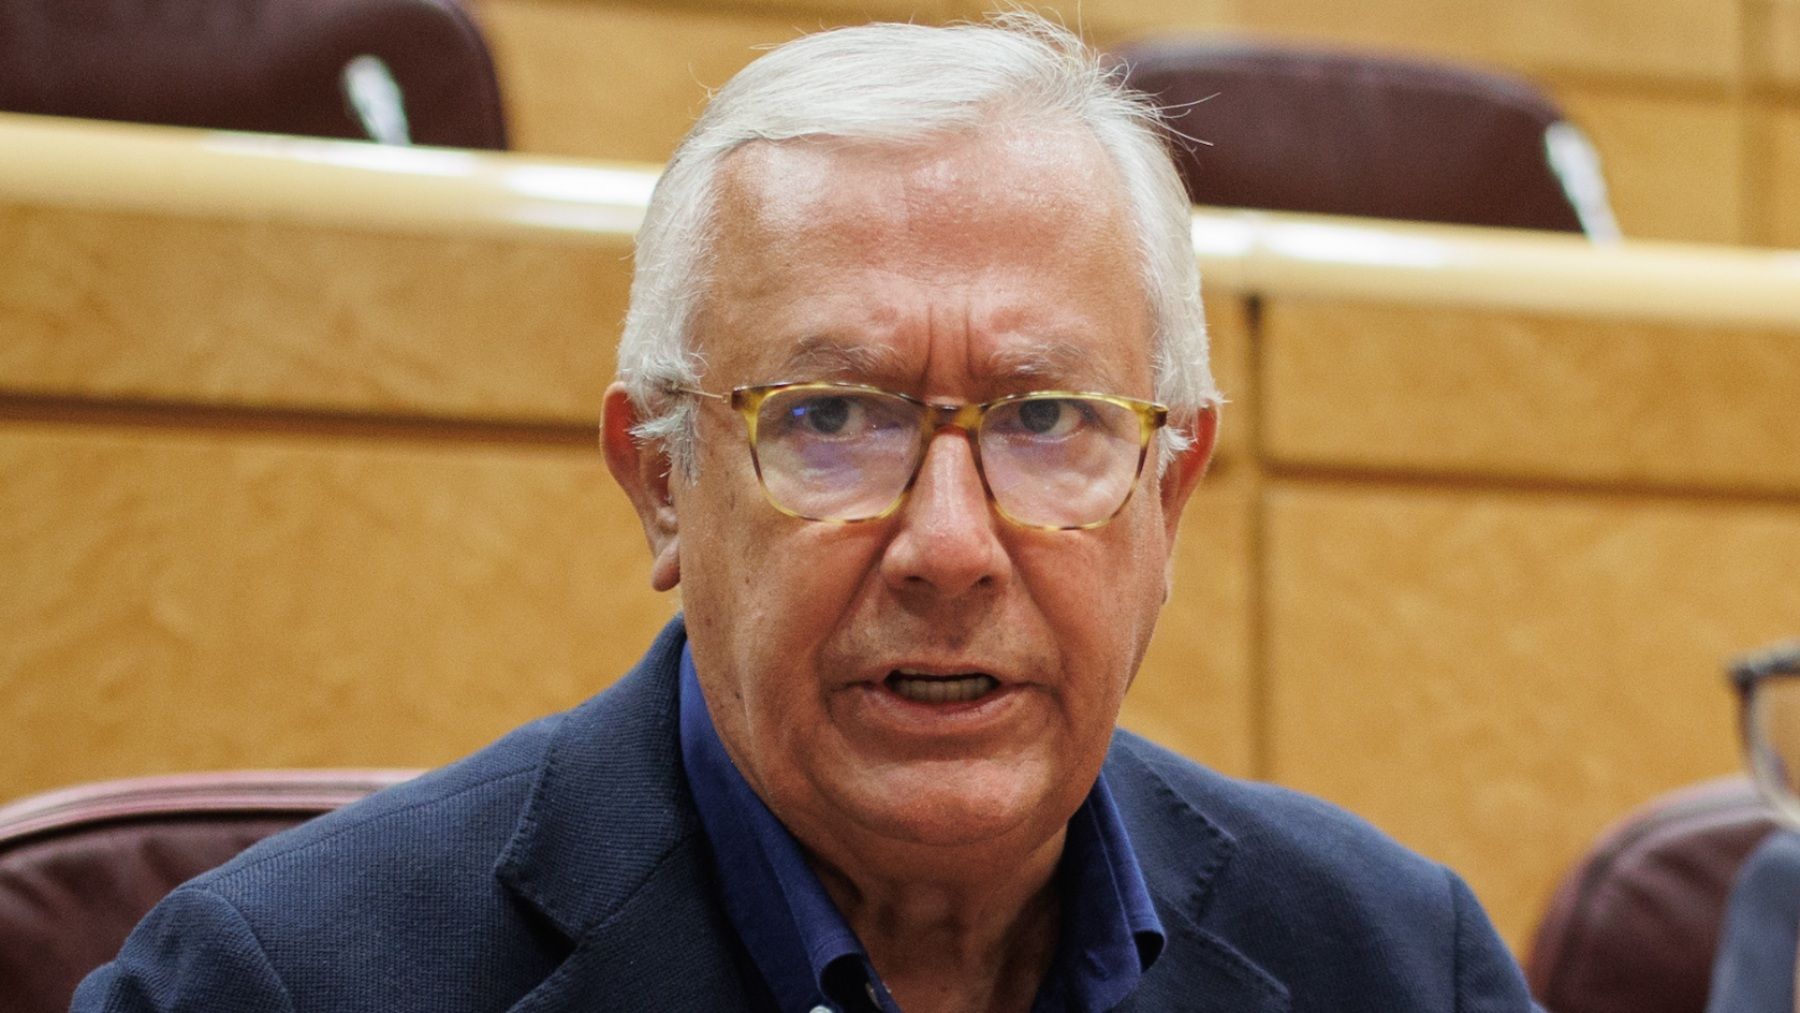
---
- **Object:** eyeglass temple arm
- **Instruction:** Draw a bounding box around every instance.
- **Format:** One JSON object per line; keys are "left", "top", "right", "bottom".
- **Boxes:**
{"left": 1730, "top": 641, "right": 1800, "bottom": 690}
{"left": 666, "top": 384, "right": 728, "bottom": 402}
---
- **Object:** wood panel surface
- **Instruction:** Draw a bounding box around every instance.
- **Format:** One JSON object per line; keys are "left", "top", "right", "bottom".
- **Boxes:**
{"left": 1260, "top": 300, "right": 1800, "bottom": 492}
{"left": 1201, "top": 293, "right": 1253, "bottom": 466}
{"left": 1122, "top": 469, "right": 1258, "bottom": 780}
{"left": 1756, "top": 0, "right": 1800, "bottom": 89}
{"left": 1079, "top": 0, "right": 1742, "bottom": 84}
{"left": 1116, "top": 294, "right": 1257, "bottom": 778}
{"left": 1552, "top": 87, "right": 1748, "bottom": 245}
{"left": 0, "top": 424, "right": 672, "bottom": 802}
{"left": 1774, "top": 107, "right": 1800, "bottom": 248}
{"left": 687, "top": 0, "right": 947, "bottom": 18}
{"left": 0, "top": 203, "right": 628, "bottom": 421}
{"left": 1264, "top": 483, "right": 1798, "bottom": 949}
{"left": 472, "top": 0, "right": 813, "bottom": 163}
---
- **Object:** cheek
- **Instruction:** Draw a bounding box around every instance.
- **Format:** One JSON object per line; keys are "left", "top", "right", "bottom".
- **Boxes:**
{"left": 1019, "top": 523, "right": 1167, "bottom": 689}
{"left": 693, "top": 524, "right": 887, "bottom": 800}
{"left": 681, "top": 490, "right": 883, "bottom": 702}
{"left": 673, "top": 460, "right": 770, "bottom": 698}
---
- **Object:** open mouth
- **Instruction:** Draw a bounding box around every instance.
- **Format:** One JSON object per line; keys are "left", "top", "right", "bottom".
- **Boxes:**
{"left": 884, "top": 670, "right": 1001, "bottom": 704}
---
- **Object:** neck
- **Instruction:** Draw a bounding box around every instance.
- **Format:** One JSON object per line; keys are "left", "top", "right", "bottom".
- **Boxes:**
{"left": 808, "top": 829, "right": 1066, "bottom": 1013}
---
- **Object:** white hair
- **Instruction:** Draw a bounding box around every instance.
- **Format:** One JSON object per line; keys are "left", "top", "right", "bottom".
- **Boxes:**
{"left": 615, "top": 12, "right": 1218, "bottom": 476}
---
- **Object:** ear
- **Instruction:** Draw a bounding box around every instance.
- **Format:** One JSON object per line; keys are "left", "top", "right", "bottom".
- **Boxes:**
{"left": 601, "top": 383, "right": 682, "bottom": 592}
{"left": 1157, "top": 404, "right": 1220, "bottom": 594}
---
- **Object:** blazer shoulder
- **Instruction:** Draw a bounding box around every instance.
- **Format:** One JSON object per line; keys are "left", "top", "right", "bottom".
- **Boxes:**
{"left": 90, "top": 710, "right": 578, "bottom": 1012}
{"left": 202, "top": 614, "right": 690, "bottom": 893}
{"left": 85, "top": 622, "right": 699, "bottom": 1013}
{"left": 196, "top": 709, "right": 564, "bottom": 896}
{"left": 1106, "top": 730, "right": 1533, "bottom": 1010}
{"left": 1107, "top": 728, "right": 1444, "bottom": 889}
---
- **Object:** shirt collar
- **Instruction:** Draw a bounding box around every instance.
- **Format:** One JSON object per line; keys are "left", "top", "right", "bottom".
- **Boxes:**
{"left": 680, "top": 645, "right": 882, "bottom": 1011}
{"left": 677, "top": 643, "right": 1165, "bottom": 1012}
{"left": 1042, "top": 773, "right": 1167, "bottom": 1011}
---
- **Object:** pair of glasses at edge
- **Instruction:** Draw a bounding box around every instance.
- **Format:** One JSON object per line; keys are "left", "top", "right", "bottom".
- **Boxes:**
{"left": 667, "top": 381, "right": 1171, "bottom": 531}
{"left": 1730, "top": 640, "right": 1800, "bottom": 829}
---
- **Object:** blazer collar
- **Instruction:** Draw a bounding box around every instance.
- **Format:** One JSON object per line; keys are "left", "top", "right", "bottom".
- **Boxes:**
{"left": 1103, "top": 737, "right": 1291, "bottom": 1013}
{"left": 494, "top": 617, "right": 755, "bottom": 1010}
{"left": 493, "top": 617, "right": 1289, "bottom": 1011}
{"left": 495, "top": 616, "right": 697, "bottom": 941}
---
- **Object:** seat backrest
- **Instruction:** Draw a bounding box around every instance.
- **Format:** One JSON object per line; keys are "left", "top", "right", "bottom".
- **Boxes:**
{"left": 0, "top": 769, "right": 420, "bottom": 1013}
{"left": 0, "top": 0, "right": 506, "bottom": 148}
{"left": 1113, "top": 37, "right": 1616, "bottom": 236}
{"left": 1527, "top": 776, "right": 1779, "bottom": 1013}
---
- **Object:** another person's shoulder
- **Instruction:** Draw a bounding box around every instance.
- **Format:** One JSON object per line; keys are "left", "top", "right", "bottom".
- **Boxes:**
{"left": 1706, "top": 830, "right": 1800, "bottom": 1013}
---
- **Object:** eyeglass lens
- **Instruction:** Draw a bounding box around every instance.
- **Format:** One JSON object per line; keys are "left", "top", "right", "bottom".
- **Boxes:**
{"left": 750, "top": 386, "right": 1145, "bottom": 528}
{"left": 1747, "top": 676, "right": 1800, "bottom": 827}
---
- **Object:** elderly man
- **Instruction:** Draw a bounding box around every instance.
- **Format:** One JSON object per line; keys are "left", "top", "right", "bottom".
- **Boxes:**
{"left": 77, "top": 14, "right": 1537, "bottom": 1013}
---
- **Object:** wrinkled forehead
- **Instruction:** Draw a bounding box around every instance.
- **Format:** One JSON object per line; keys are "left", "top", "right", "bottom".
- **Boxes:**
{"left": 712, "top": 120, "right": 1134, "bottom": 263}
{"left": 694, "top": 121, "right": 1152, "bottom": 390}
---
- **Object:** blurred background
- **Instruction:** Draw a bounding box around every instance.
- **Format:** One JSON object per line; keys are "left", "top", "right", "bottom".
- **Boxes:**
{"left": 2, "top": 0, "right": 1798, "bottom": 996}
{"left": 459, "top": 0, "right": 1797, "bottom": 246}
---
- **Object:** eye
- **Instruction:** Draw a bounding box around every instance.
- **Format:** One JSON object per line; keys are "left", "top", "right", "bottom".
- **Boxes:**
{"left": 1016, "top": 398, "right": 1070, "bottom": 435}
{"left": 790, "top": 395, "right": 853, "bottom": 435}
{"left": 765, "top": 389, "right": 912, "bottom": 442}
{"left": 995, "top": 397, "right": 1091, "bottom": 440}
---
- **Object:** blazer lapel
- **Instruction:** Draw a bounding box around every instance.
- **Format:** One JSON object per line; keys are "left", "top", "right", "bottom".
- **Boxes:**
{"left": 1113, "top": 910, "right": 1291, "bottom": 1013}
{"left": 491, "top": 626, "right": 1292, "bottom": 1012}
{"left": 492, "top": 618, "right": 757, "bottom": 1011}
{"left": 1104, "top": 734, "right": 1290, "bottom": 1013}
{"left": 503, "top": 833, "right": 750, "bottom": 1011}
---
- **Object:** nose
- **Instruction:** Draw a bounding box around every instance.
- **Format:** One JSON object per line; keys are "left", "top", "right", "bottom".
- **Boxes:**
{"left": 878, "top": 428, "right": 1009, "bottom": 597}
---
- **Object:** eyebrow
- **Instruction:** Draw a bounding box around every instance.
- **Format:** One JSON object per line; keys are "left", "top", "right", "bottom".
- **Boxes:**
{"left": 776, "top": 336, "right": 908, "bottom": 379}
{"left": 774, "top": 335, "right": 1126, "bottom": 391}
{"left": 979, "top": 342, "right": 1110, "bottom": 388}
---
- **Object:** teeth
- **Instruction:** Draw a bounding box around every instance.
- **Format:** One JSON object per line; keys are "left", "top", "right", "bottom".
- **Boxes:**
{"left": 887, "top": 672, "right": 999, "bottom": 704}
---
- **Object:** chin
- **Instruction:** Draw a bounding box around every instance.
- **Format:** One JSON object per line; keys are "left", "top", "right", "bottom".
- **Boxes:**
{"left": 837, "top": 765, "right": 1073, "bottom": 851}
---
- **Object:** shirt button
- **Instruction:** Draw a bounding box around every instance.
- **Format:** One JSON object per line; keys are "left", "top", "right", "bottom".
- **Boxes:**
{"left": 865, "top": 982, "right": 881, "bottom": 1005}
{"left": 809, "top": 1006, "right": 833, "bottom": 1013}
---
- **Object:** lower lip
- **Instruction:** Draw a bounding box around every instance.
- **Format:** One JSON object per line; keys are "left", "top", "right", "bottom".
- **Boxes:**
{"left": 840, "top": 678, "right": 1032, "bottom": 739}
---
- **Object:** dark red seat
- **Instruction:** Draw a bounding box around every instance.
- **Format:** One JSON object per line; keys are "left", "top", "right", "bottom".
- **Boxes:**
{"left": 0, "top": 769, "right": 420, "bottom": 1013}
{"left": 0, "top": 0, "right": 506, "bottom": 148}
{"left": 1113, "top": 37, "right": 1617, "bottom": 237}
{"left": 1526, "top": 776, "right": 1780, "bottom": 1013}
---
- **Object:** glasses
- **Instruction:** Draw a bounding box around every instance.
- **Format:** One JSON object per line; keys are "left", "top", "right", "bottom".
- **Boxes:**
{"left": 1730, "top": 640, "right": 1800, "bottom": 829}
{"left": 670, "top": 381, "right": 1169, "bottom": 530}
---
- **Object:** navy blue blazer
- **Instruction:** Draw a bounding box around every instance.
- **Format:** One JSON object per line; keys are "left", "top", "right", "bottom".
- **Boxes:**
{"left": 76, "top": 619, "right": 1538, "bottom": 1012}
{"left": 1706, "top": 830, "right": 1800, "bottom": 1013}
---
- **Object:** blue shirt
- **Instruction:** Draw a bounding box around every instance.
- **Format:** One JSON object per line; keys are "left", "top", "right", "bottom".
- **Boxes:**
{"left": 678, "top": 645, "right": 1164, "bottom": 1013}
